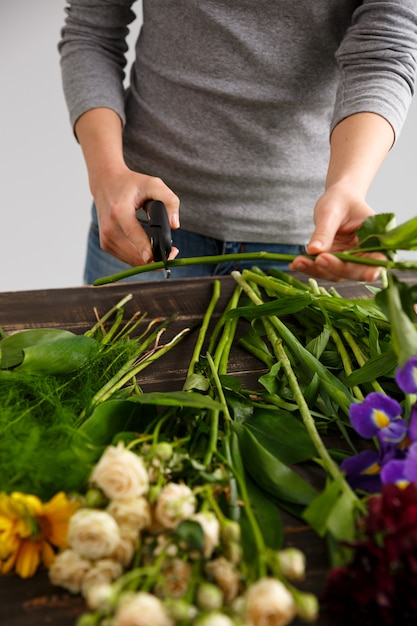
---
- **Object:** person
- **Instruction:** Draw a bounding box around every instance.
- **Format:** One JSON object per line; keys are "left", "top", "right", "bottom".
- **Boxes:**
{"left": 58, "top": 1, "right": 417, "bottom": 284}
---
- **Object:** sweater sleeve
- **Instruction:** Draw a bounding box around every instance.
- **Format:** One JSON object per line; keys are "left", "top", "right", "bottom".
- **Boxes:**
{"left": 58, "top": 0, "right": 137, "bottom": 130}
{"left": 331, "top": 0, "right": 417, "bottom": 139}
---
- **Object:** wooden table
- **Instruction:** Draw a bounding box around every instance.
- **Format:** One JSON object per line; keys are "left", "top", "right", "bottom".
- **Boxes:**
{"left": 0, "top": 273, "right": 413, "bottom": 626}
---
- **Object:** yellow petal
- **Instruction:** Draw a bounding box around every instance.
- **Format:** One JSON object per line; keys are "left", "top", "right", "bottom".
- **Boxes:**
{"left": 15, "top": 541, "right": 41, "bottom": 578}
{"left": 41, "top": 541, "right": 56, "bottom": 568}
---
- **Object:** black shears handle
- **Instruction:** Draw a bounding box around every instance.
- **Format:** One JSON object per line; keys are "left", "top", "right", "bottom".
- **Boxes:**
{"left": 144, "top": 200, "right": 172, "bottom": 264}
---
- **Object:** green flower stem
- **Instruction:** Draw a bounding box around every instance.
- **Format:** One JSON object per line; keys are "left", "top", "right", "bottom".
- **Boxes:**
{"left": 186, "top": 279, "right": 221, "bottom": 379}
{"left": 274, "top": 336, "right": 347, "bottom": 485}
{"left": 340, "top": 328, "right": 385, "bottom": 393}
{"left": 203, "top": 352, "right": 233, "bottom": 467}
{"left": 93, "top": 250, "right": 417, "bottom": 286}
{"left": 308, "top": 279, "right": 364, "bottom": 401}
{"left": 216, "top": 446, "right": 268, "bottom": 580}
{"left": 84, "top": 294, "right": 133, "bottom": 337}
{"left": 330, "top": 328, "right": 364, "bottom": 401}
{"left": 212, "top": 286, "right": 242, "bottom": 373}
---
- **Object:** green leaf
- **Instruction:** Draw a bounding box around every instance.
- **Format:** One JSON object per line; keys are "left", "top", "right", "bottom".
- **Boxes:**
{"left": 238, "top": 327, "right": 274, "bottom": 369}
{"left": 224, "top": 389, "right": 254, "bottom": 424}
{"left": 183, "top": 373, "right": 210, "bottom": 392}
{"left": 356, "top": 213, "right": 396, "bottom": 250}
{"left": 240, "top": 472, "right": 284, "bottom": 559}
{"left": 12, "top": 334, "right": 99, "bottom": 375}
{"left": 242, "top": 406, "right": 316, "bottom": 464}
{"left": 0, "top": 328, "right": 76, "bottom": 370}
{"left": 306, "top": 327, "right": 331, "bottom": 360}
{"left": 78, "top": 399, "right": 146, "bottom": 445}
{"left": 258, "top": 362, "right": 283, "bottom": 394}
{"left": 343, "top": 349, "right": 397, "bottom": 386}
{"left": 226, "top": 293, "right": 313, "bottom": 320}
{"left": 233, "top": 423, "right": 317, "bottom": 505}
{"left": 228, "top": 432, "right": 284, "bottom": 558}
{"left": 175, "top": 520, "right": 205, "bottom": 553}
{"left": 303, "top": 476, "right": 358, "bottom": 543}
{"left": 130, "top": 390, "right": 223, "bottom": 411}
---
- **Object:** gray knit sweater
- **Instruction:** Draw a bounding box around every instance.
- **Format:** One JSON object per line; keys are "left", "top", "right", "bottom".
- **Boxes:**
{"left": 59, "top": 0, "right": 417, "bottom": 245}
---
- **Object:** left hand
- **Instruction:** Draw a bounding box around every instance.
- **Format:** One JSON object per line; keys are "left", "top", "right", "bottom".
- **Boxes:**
{"left": 289, "top": 184, "right": 386, "bottom": 282}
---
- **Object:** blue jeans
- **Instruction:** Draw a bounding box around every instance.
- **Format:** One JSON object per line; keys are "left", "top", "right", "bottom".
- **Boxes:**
{"left": 84, "top": 205, "right": 306, "bottom": 284}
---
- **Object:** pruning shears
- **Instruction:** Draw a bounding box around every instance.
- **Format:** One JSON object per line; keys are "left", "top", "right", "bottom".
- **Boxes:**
{"left": 143, "top": 200, "right": 172, "bottom": 277}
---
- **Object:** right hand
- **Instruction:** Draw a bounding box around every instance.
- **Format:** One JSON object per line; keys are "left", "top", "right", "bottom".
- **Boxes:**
{"left": 75, "top": 108, "right": 180, "bottom": 267}
{"left": 93, "top": 165, "right": 180, "bottom": 267}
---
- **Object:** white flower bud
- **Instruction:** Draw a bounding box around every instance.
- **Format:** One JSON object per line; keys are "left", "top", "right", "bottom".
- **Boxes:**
{"left": 114, "top": 591, "right": 173, "bottom": 626}
{"left": 165, "top": 598, "right": 197, "bottom": 622}
{"left": 194, "top": 612, "right": 236, "bottom": 626}
{"left": 90, "top": 442, "right": 149, "bottom": 500}
{"left": 68, "top": 509, "right": 120, "bottom": 560}
{"left": 276, "top": 548, "right": 306, "bottom": 581}
{"left": 48, "top": 549, "right": 91, "bottom": 593}
{"left": 190, "top": 512, "right": 220, "bottom": 559}
{"left": 293, "top": 591, "right": 319, "bottom": 622}
{"left": 154, "top": 442, "right": 174, "bottom": 462}
{"left": 84, "top": 582, "right": 118, "bottom": 612}
{"left": 244, "top": 577, "right": 296, "bottom": 626}
{"left": 196, "top": 582, "right": 224, "bottom": 611}
{"left": 154, "top": 483, "right": 196, "bottom": 529}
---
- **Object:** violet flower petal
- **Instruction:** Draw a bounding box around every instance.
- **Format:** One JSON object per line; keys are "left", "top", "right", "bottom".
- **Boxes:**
{"left": 349, "top": 392, "right": 402, "bottom": 439}
{"left": 395, "top": 355, "right": 417, "bottom": 394}
{"left": 380, "top": 459, "right": 408, "bottom": 486}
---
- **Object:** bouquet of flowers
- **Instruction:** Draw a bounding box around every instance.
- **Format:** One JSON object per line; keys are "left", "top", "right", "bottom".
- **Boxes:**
{"left": 2, "top": 214, "right": 417, "bottom": 626}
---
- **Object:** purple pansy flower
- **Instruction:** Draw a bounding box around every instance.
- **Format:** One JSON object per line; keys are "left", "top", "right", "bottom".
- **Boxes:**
{"left": 380, "top": 442, "right": 417, "bottom": 487}
{"left": 381, "top": 459, "right": 408, "bottom": 487}
{"left": 395, "top": 355, "right": 417, "bottom": 394}
{"left": 349, "top": 392, "right": 406, "bottom": 444}
{"left": 341, "top": 450, "right": 382, "bottom": 492}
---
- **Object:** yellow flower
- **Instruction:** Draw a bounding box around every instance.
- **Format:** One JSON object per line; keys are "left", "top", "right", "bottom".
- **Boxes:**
{"left": 0, "top": 491, "right": 80, "bottom": 578}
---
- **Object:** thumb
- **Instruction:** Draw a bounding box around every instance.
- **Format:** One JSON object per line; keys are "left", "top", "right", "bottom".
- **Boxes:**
{"left": 307, "top": 213, "right": 339, "bottom": 255}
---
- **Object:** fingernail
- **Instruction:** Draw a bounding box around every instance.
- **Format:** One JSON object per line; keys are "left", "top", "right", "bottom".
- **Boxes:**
{"left": 171, "top": 214, "right": 180, "bottom": 229}
{"left": 142, "top": 250, "right": 152, "bottom": 264}
{"left": 308, "top": 240, "right": 324, "bottom": 254}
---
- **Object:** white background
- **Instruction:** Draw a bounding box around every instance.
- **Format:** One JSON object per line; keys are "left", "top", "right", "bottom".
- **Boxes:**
{"left": 1, "top": 1, "right": 416, "bottom": 294}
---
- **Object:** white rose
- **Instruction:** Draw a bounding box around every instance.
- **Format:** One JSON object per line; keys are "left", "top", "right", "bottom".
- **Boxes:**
{"left": 205, "top": 557, "right": 240, "bottom": 604}
{"left": 81, "top": 558, "right": 123, "bottom": 597}
{"left": 114, "top": 592, "right": 173, "bottom": 626}
{"left": 154, "top": 483, "right": 196, "bottom": 529}
{"left": 107, "top": 496, "right": 152, "bottom": 533}
{"left": 111, "top": 535, "right": 137, "bottom": 568}
{"left": 68, "top": 509, "right": 120, "bottom": 560}
{"left": 191, "top": 512, "right": 220, "bottom": 559}
{"left": 90, "top": 442, "right": 149, "bottom": 500}
{"left": 48, "top": 549, "right": 91, "bottom": 593}
{"left": 155, "top": 558, "right": 192, "bottom": 599}
{"left": 245, "top": 578, "right": 296, "bottom": 626}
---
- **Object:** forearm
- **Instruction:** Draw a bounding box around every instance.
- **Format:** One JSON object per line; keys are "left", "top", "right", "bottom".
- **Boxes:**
{"left": 326, "top": 112, "right": 394, "bottom": 197}
{"left": 74, "top": 108, "right": 126, "bottom": 195}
